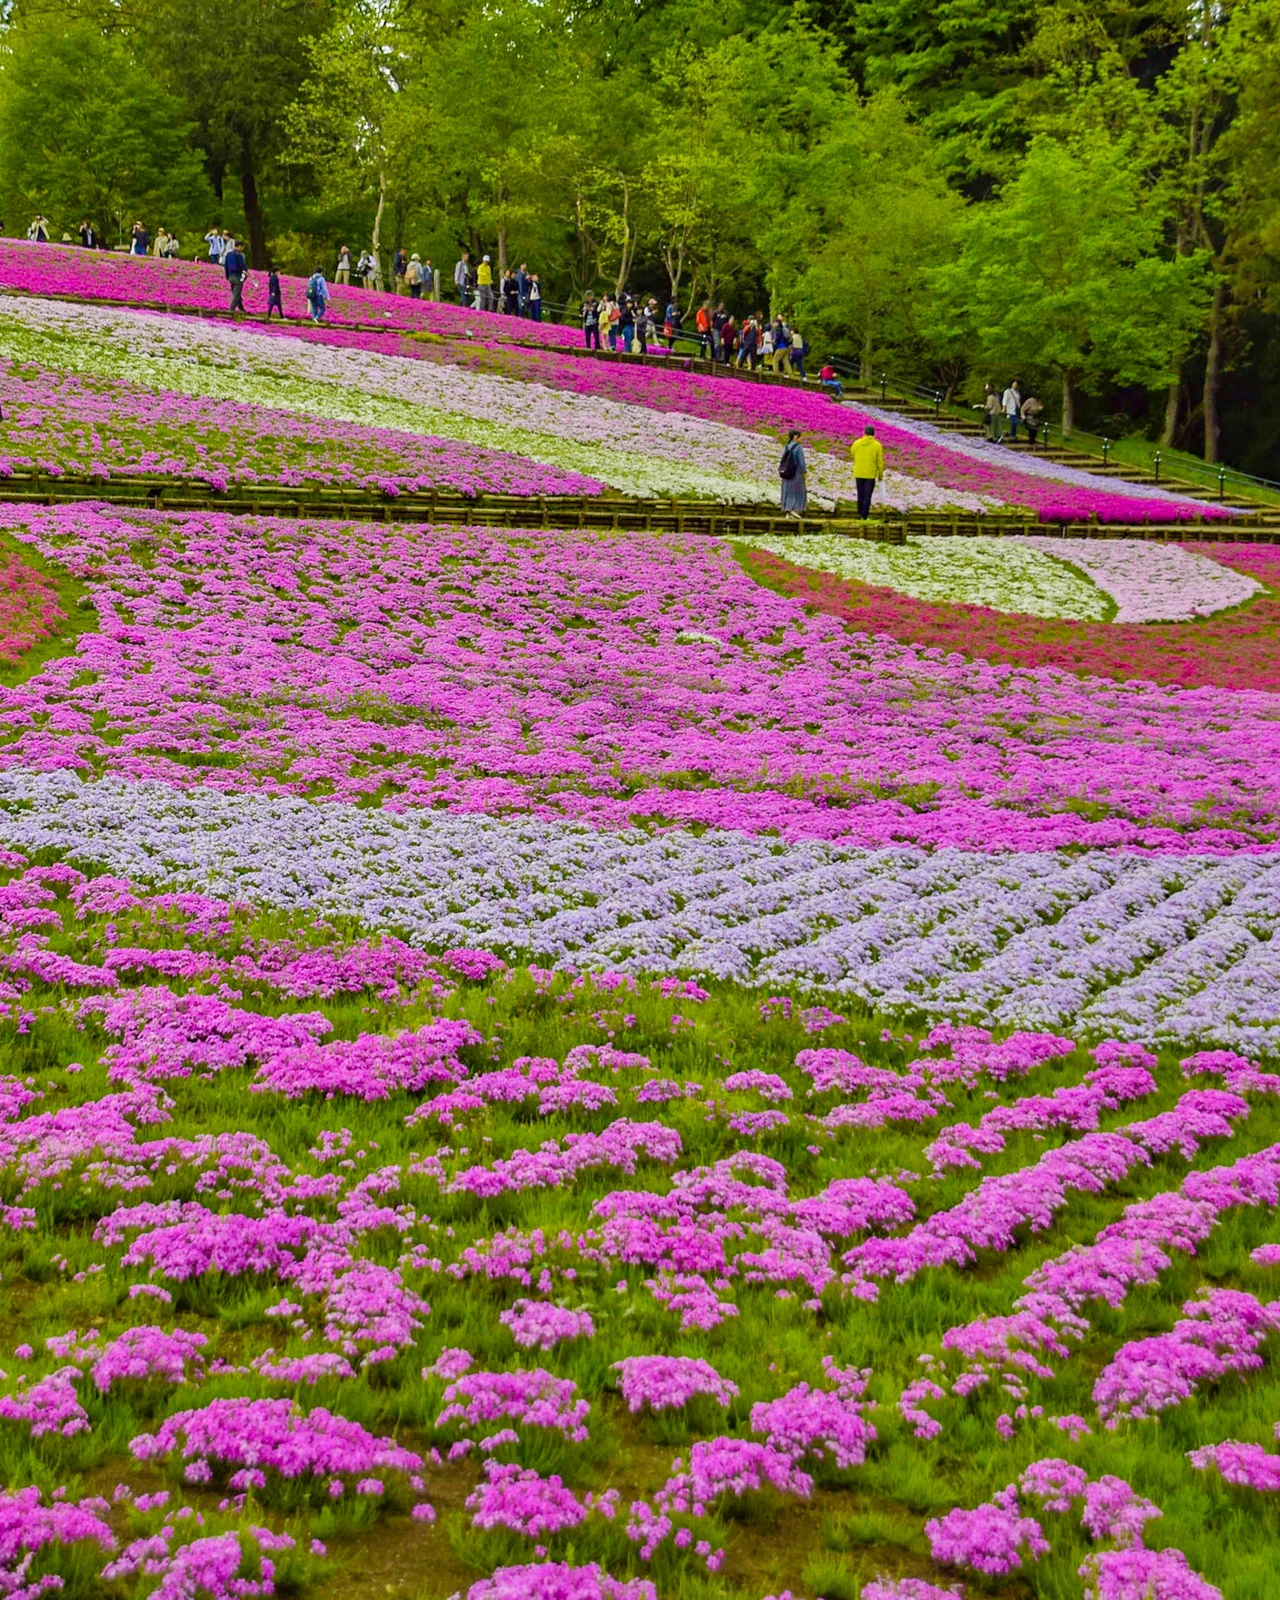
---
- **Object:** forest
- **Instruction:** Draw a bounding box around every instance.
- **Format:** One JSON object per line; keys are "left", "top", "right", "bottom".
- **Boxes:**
{"left": 0, "top": 0, "right": 1277, "bottom": 474}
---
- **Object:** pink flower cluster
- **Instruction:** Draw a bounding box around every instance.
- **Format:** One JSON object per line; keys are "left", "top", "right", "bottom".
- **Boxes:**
{"left": 436, "top": 1369, "right": 591, "bottom": 1443}
{"left": 611, "top": 1356, "right": 738, "bottom": 1413}
{"left": 499, "top": 1300, "right": 595, "bottom": 1351}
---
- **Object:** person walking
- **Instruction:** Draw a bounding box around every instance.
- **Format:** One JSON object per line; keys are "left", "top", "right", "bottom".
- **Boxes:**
{"left": 738, "top": 317, "right": 758, "bottom": 370}
{"left": 476, "top": 254, "right": 494, "bottom": 311}
{"left": 453, "top": 250, "right": 471, "bottom": 304}
{"left": 983, "top": 383, "right": 1002, "bottom": 442}
{"left": 1002, "top": 379, "right": 1022, "bottom": 441}
{"left": 223, "top": 237, "right": 247, "bottom": 311}
{"left": 78, "top": 220, "right": 98, "bottom": 249}
{"left": 618, "top": 294, "right": 637, "bottom": 352}
{"left": 203, "top": 226, "right": 225, "bottom": 266}
{"left": 696, "top": 302, "right": 712, "bottom": 358}
{"left": 1020, "top": 393, "right": 1045, "bottom": 445}
{"left": 720, "top": 314, "right": 737, "bottom": 365}
{"left": 711, "top": 302, "right": 729, "bottom": 361}
{"left": 27, "top": 214, "right": 51, "bottom": 243}
{"left": 528, "top": 273, "right": 543, "bottom": 322}
{"left": 265, "top": 268, "right": 284, "bottom": 319}
{"left": 779, "top": 430, "right": 807, "bottom": 519}
{"left": 306, "top": 267, "right": 330, "bottom": 323}
{"left": 791, "top": 327, "right": 808, "bottom": 379}
{"left": 582, "top": 294, "right": 601, "bottom": 348}
{"left": 771, "top": 318, "right": 791, "bottom": 374}
{"left": 130, "top": 221, "right": 149, "bottom": 256}
{"left": 336, "top": 245, "right": 352, "bottom": 284}
{"left": 760, "top": 323, "right": 774, "bottom": 370}
{"left": 664, "top": 299, "right": 680, "bottom": 348}
{"left": 850, "top": 425, "right": 886, "bottom": 520}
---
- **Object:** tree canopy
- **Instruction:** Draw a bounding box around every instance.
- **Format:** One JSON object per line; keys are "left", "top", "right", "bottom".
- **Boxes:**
{"left": 0, "top": 0, "right": 1277, "bottom": 472}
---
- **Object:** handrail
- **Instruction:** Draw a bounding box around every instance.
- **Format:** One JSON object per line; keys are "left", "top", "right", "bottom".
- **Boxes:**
{"left": 828, "top": 361, "right": 1280, "bottom": 500}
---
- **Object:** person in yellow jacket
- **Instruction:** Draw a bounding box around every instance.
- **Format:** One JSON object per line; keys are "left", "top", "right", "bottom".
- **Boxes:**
{"left": 476, "top": 254, "right": 495, "bottom": 311}
{"left": 850, "top": 425, "right": 885, "bottom": 520}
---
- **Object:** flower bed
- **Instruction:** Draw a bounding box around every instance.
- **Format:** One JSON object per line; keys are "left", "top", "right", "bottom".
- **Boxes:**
{"left": 0, "top": 363, "right": 605, "bottom": 497}
{"left": 0, "top": 858, "right": 1272, "bottom": 1597}
{"left": 2, "top": 505, "right": 1278, "bottom": 855}
{"left": 0, "top": 236, "right": 582, "bottom": 348}
{"left": 430, "top": 337, "right": 1235, "bottom": 525}
{"left": 744, "top": 544, "right": 1280, "bottom": 693}
{"left": 1018, "top": 538, "right": 1259, "bottom": 622}
{"left": 0, "top": 296, "right": 977, "bottom": 509}
{"left": 748, "top": 534, "right": 1112, "bottom": 620}
{"left": 0, "top": 546, "right": 65, "bottom": 668}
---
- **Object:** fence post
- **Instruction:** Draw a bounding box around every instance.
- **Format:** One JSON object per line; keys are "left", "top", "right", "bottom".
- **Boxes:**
{"left": 934, "top": 390, "right": 942, "bottom": 420}
{"left": 1101, "top": 438, "right": 1110, "bottom": 467}
{"left": 1219, "top": 466, "right": 1226, "bottom": 502}
{"left": 1153, "top": 451, "right": 1161, "bottom": 485}
{"left": 880, "top": 372, "right": 887, "bottom": 404}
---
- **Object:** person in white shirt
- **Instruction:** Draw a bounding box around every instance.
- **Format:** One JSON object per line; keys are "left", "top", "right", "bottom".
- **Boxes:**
{"left": 1002, "top": 380, "right": 1022, "bottom": 441}
{"left": 203, "top": 228, "right": 224, "bottom": 265}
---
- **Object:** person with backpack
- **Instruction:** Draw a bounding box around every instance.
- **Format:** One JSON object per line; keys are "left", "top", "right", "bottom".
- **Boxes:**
{"left": 779, "top": 430, "right": 807, "bottom": 519}
{"left": 306, "top": 268, "right": 330, "bottom": 323}
{"left": 850, "top": 424, "right": 886, "bottom": 519}
{"left": 406, "top": 254, "right": 425, "bottom": 298}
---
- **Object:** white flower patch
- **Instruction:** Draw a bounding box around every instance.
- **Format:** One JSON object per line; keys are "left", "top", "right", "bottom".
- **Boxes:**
{"left": 0, "top": 297, "right": 994, "bottom": 513}
{"left": 1014, "top": 538, "right": 1260, "bottom": 623}
{"left": 747, "top": 534, "right": 1111, "bottom": 620}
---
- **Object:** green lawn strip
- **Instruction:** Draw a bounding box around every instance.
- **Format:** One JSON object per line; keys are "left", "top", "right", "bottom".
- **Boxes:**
{"left": 0, "top": 523, "right": 97, "bottom": 687}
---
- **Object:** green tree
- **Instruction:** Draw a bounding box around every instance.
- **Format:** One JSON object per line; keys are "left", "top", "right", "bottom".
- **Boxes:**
{"left": 0, "top": 18, "right": 211, "bottom": 243}
{"left": 133, "top": 0, "right": 333, "bottom": 265}
{"left": 932, "top": 135, "right": 1211, "bottom": 429}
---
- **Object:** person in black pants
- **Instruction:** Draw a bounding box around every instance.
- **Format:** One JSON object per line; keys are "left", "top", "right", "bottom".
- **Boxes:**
{"left": 582, "top": 295, "right": 601, "bottom": 348}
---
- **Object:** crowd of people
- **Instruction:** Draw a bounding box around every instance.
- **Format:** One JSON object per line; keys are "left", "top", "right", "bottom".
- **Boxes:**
{"left": 982, "top": 380, "right": 1046, "bottom": 444}
{"left": 21, "top": 210, "right": 904, "bottom": 519}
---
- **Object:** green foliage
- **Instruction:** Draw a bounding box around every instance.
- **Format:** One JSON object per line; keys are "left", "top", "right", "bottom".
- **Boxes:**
{"left": 0, "top": 17, "right": 212, "bottom": 241}
{"left": 928, "top": 134, "right": 1212, "bottom": 423}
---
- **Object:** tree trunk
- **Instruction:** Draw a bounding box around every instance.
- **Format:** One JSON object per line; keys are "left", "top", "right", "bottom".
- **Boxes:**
{"left": 1060, "top": 370, "right": 1075, "bottom": 434}
{"left": 239, "top": 149, "right": 267, "bottom": 269}
{"left": 370, "top": 168, "right": 387, "bottom": 292}
{"left": 1204, "top": 279, "right": 1225, "bottom": 464}
{"left": 497, "top": 215, "right": 509, "bottom": 277}
{"left": 1159, "top": 378, "right": 1181, "bottom": 448}
{"left": 613, "top": 175, "right": 633, "bottom": 299}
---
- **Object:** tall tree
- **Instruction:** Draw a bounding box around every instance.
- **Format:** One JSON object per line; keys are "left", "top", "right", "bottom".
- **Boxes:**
{"left": 931, "top": 135, "right": 1210, "bottom": 428}
{"left": 133, "top": 0, "right": 333, "bottom": 266}
{"left": 0, "top": 16, "right": 211, "bottom": 242}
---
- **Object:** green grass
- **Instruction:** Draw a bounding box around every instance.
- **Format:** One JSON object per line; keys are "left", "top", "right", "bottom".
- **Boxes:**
{"left": 0, "top": 860, "right": 1276, "bottom": 1598}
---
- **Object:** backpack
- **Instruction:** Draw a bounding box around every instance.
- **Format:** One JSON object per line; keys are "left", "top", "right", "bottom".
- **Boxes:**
{"left": 778, "top": 446, "right": 798, "bottom": 481}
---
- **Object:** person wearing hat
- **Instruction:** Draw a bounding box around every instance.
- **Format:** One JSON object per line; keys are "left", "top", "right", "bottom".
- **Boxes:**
{"left": 406, "top": 253, "right": 425, "bottom": 298}
{"left": 476, "top": 253, "right": 494, "bottom": 311}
